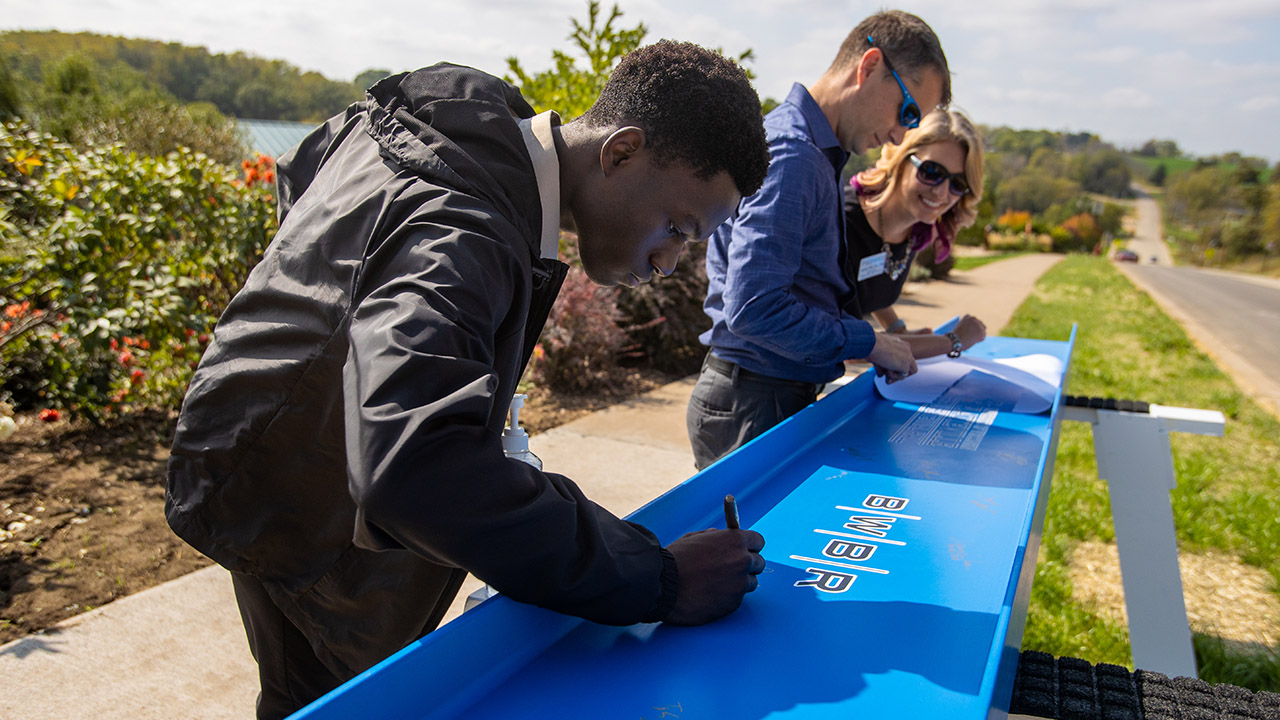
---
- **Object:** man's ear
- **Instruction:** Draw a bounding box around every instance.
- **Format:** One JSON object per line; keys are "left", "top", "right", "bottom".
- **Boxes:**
{"left": 853, "top": 48, "right": 880, "bottom": 90}
{"left": 599, "top": 126, "right": 646, "bottom": 177}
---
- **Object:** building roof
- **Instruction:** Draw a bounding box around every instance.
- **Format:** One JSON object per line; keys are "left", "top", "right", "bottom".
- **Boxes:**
{"left": 237, "top": 118, "right": 316, "bottom": 158}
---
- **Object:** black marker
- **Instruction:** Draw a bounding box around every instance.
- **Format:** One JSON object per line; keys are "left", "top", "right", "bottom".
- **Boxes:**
{"left": 724, "top": 494, "right": 740, "bottom": 530}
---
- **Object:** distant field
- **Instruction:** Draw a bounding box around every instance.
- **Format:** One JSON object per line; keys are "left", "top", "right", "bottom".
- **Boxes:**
{"left": 1130, "top": 154, "right": 1272, "bottom": 183}
{"left": 1129, "top": 155, "right": 1198, "bottom": 178}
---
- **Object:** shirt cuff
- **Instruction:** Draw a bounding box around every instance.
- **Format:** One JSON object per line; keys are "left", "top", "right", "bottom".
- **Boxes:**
{"left": 642, "top": 547, "right": 680, "bottom": 623}
{"left": 840, "top": 317, "right": 877, "bottom": 360}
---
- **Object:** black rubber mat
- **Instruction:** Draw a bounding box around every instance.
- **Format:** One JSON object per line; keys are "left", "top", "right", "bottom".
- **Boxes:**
{"left": 1010, "top": 650, "right": 1280, "bottom": 719}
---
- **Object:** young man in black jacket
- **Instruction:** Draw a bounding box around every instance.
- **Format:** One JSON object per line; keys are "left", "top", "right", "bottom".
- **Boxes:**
{"left": 166, "top": 41, "right": 771, "bottom": 719}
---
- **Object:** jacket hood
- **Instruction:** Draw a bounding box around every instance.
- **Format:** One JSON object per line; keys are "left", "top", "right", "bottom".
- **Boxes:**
{"left": 365, "top": 63, "right": 541, "bottom": 248}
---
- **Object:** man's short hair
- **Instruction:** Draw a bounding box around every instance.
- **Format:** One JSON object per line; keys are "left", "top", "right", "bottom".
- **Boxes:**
{"left": 831, "top": 10, "right": 951, "bottom": 108}
{"left": 580, "top": 40, "right": 770, "bottom": 197}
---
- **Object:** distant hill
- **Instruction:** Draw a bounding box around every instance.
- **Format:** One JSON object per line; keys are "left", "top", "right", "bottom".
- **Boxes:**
{"left": 0, "top": 30, "right": 368, "bottom": 122}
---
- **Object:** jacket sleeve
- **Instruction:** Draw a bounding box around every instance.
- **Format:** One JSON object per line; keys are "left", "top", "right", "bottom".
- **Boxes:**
{"left": 721, "top": 133, "right": 875, "bottom": 362}
{"left": 341, "top": 200, "right": 670, "bottom": 626}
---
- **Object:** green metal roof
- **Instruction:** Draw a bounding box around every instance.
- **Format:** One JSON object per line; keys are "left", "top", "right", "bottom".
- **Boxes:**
{"left": 237, "top": 118, "right": 316, "bottom": 158}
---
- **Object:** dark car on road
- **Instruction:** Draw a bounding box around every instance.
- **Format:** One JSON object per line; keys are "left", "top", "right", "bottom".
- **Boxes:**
{"left": 1114, "top": 249, "right": 1139, "bottom": 262}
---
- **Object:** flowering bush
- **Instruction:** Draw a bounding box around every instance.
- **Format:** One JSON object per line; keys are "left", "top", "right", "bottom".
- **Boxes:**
{"left": 613, "top": 241, "right": 711, "bottom": 376}
{"left": 1056, "top": 212, "right": 1101, "bottom": 253}
{"left": 996, "top": 210, "right": 1032, "bottom": 234}
{"left": 528, "top": 264, "right": 629, "bottom": 394}
{"left": 0, "top": 121, "right": 276, "bottom": 420}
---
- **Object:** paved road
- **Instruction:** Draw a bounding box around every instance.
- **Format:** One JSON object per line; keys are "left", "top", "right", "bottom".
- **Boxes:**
{"left": 1124, "top": 264, "right": 1280, "bottom": 414}
{"left": 1123, "top": 185, "right": 1175, "bottom": 266}
{"left": 1126, "top": 181, "right": 1280, "bottom": 412}
{"left": 1117, "top": 188, "right": 1280, "bottom": 416}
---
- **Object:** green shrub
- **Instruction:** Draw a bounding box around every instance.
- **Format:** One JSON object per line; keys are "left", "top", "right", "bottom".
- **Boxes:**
{"left": 0, "top": 121, "right": 276, "bottom": 419}
{"left": 613, "top": 241, "right": 711, "bottom": 376}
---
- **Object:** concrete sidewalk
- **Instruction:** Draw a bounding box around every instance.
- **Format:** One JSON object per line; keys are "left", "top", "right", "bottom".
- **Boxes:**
{"left": 0, "top": 253, "right": 1062, "bottom": 720}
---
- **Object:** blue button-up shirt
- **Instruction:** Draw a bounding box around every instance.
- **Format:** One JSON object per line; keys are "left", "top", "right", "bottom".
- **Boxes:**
{"left": 701, "top": 83, "right": 875, "bottom": 384}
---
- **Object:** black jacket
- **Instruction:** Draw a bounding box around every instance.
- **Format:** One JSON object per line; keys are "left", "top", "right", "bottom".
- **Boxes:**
{"left": 166, "top": 65, "right": 674, "bottom": 679}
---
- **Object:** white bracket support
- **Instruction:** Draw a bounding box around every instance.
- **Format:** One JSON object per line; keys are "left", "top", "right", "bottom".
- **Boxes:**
{"left": 1061, "top": 399, "right": 1225, "bottom": 679}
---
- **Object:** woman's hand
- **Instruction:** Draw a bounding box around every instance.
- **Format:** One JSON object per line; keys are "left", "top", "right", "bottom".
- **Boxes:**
{"left": 954, "top": 314, "right": 987, "bottom": 350}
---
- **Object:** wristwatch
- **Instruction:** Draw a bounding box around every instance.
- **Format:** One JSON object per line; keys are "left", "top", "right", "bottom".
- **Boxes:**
{"left": 946, "top": 332, "right": 963, "bottom": 358}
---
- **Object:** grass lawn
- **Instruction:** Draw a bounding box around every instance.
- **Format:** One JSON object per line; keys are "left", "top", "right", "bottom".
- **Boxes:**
{"left": 1004, "top": 255, "right": 1280, "bottom": 690}
{"left": 952, "top": 251, "right": 1035, "bottom": 272}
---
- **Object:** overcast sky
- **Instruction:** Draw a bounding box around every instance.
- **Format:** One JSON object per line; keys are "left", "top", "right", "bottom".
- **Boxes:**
{"left": 4, "top": 0, "right": 1279, "bottom": 162}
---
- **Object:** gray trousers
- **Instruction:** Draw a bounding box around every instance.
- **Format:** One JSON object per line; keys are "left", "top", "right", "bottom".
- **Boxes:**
{"left": 686, "top": 354, "right": 821, "bottom": 470}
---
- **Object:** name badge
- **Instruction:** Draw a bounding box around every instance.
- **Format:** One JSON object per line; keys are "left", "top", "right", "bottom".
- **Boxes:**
{"left": 858, "top": 251, "right": 888, "bottom": 281}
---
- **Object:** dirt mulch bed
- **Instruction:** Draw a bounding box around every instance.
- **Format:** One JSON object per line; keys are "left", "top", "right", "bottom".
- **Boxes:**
{"left": 0, "top": 367, "right": 674, "bottom": 645}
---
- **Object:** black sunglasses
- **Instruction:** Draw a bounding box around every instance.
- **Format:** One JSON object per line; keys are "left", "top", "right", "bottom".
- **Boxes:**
{"left": 909, "top": 154, "right": 970, "bottom": 197}
{"left": 867, "top": 35, "right": 922, "bottom": 129}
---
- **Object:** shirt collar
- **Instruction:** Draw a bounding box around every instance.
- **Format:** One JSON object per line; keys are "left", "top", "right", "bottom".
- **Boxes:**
{"left": 788, "top": 83, "right": 848, "bottom": 170}
{"left": 788, "top": 83, "right": 842, "bottom": 154}
{"left": 517, "top": 110, "right": 561, "bottom": 261}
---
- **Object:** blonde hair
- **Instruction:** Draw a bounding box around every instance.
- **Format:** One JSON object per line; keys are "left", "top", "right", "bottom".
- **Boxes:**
{"left": 854, "top": 108, "right": 984, "bottom": 260}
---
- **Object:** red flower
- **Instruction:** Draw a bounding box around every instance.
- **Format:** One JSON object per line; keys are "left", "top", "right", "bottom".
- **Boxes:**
{"left": 198, "top": 334, "right": 209, "bottom": 344}
{"left": 39, "top": 408, "right": 60, "bottom": 422}
{"left": 110, "top": 338, "right": 118, "bottom": 350}
{"left": 118, "top": 350, "right": 134, "bottom": 365}
{"left": 130, "top": 368, "right": 145, "bottom": 384}
{"left": 184, "top": 328, "right": 196, "bottom": 338}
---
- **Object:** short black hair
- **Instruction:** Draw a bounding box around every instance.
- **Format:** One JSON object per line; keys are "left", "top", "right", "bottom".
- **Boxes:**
{"left": 832, "top": 10, "right": 951, "bottom": 107}
{"left": 580, "top": 40, "right": 770, "bottom": 197}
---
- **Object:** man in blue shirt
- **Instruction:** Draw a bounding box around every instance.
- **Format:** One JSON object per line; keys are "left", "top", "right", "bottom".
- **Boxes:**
{"left": 688, "top": 10, "right": 950, "bottom": 469}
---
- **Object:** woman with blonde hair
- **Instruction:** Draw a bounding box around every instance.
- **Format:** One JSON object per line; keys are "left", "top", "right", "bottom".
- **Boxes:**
{"left": 844, "top": 107, "right": 987, "bottom": 360}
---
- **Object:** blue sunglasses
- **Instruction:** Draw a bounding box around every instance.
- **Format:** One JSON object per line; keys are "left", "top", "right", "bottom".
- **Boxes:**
{"left": 867, "top": 35, "right": 922, "bottom": 129}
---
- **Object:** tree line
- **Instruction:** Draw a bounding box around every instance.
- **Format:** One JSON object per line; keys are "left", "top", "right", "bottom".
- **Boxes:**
{"left": 1, "top": 30, "right": 375, "bottom": 121}
{"left": 0, "top": 29, "right": 388, "bottom": 165}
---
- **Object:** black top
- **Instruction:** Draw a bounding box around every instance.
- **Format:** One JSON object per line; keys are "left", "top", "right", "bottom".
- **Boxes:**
{"left": 842, "top": 184, "right": 916, "bottom": 319}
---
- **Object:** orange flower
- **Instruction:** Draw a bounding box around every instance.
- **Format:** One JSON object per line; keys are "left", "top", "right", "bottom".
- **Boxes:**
{"left": 39, "top": 408, "right": 60, "bottom": 422}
